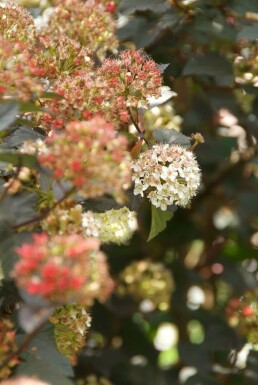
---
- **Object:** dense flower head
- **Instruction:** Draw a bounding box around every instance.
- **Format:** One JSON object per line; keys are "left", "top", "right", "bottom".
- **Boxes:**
{"left": 12, "top": 233, "right": 114, "bottom": 305}
{"left": 40, "top": 71, "right": 129, "bottom": 131}
{"left": 38, "top": 118, "right": 131, "bottom": 202}
{"left": 0, "top": 37, "right": 44, "bottom": 101}
{"left": 0, "top": 1, "right": 37, "bottom": 46}
{"left": 82, "top": 207, "right": 138, "bottom": 245}
{"left": 50, "top": 304, "right": 91, "bottom": 364}
{"left": 35, "top": 35, "right": 94, "bottom": 80}
{"left": 98, "top": 49, "right": 163, "bottom": 108}
{"left": 44, "top": 0, "right": 118, "bottom": 57}
{"left": 0, "top": 318, "right": 19, "bottom": 380}
{"left": 118, "top": 260, "right": 174, "bottom": 311}
{"left": 131, "top": 144, "right": 201, "bottom": 210}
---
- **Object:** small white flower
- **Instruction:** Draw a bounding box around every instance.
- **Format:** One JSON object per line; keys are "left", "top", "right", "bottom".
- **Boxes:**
{"left": 131, "top": 144, "right": 201, "bottom": 210}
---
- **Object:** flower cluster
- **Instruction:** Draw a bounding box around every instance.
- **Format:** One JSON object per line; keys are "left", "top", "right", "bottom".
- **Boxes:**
{"left": 43, "top": 0, "right": 118, "bottom": 58}
{"left": 225, "top": 290, "right": 258, "bottom": 346}
{"left": 40, "top": 48, "right": 164, "bottom": 131}
{"left": 0, "top": 2, "right": 37, "bottom": 46}
{"left": 35, "top": 35, "right": 94, "bottom": 80}
{"left": 0, "top": 319, "right": 19, "bottom": 380}
{"left": 50, "top": 304, "right": 91, "bottom": 364}
{"left": 131, "top": 144, "right": 201, "bottom": 210}
{"left": 0, "top": 37, "right": 44, "bottom": 101}
{"left": 38, "top": 118, "right": 131, "bottom": 202}
{"left": 118, "top": 260, "right": 174, "bottom": 311}
{"left": 82, "top": 207, "right": 138, "bottom": 245}
{"left": 40, "top": 70, "right": 129, "bottom": 130}
{"left": 42, "top": 205, "right": 137, "bottom": 245}
{"left": 98, "top": 49, "right": 163, "bottom": 108}
{"left": 41, "top": 205, "right": 84, "bottom": 235}
{"left": 12, "top": 233, "right": 114, "bottom": 305}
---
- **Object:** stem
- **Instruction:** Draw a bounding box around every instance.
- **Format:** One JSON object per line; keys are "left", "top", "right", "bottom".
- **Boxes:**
{"left": 12, "top": 187, "right": 75, "bottom": 230}
{"left": 128, "top": 108, "right": 151, "bottom": 147}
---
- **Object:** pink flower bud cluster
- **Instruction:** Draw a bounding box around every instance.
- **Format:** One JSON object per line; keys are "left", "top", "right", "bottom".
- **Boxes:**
{"left": 38, "top": 117, "right": 131, "bottom": 202}
{"left": 41, "top": 70, "right": 129, "bottom": 130}
{"left": 98, "top": 49, "right": 163, "bottom": 108}
{"left": 0, "top": 319, "right": 19, "bottom": 380}
{"left": 40, "top": 48, "right": 163, "bottom": 131}
{"left": 12, "top": 233, "right": 114, "bottom": 305}
{"left": 131, "top": 144, "right": 201, "bottom": 210}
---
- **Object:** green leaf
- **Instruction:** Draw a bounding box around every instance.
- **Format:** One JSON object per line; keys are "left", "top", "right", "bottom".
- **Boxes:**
{"left": 41, "top": 91, "right": 64, "bottom": 99}
{"left": 183, "top": 53, "right": 234, "bottom": 86}
{"left": 153, "top": 128, "right": 191, "bottom": 147}
{"left": 148, "top": 205, "right": 173, "bottom": 241}
{"left": 0, "top": 103, "right": 19, "bottom": 131}
{"left": 0, "top": 150, "right": 40, "bottom": 169}
{"left": 19, "top": 102, "right": 44, "bottom": 113}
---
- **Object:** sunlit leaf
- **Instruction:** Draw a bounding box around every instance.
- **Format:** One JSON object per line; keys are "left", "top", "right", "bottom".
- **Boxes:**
{"left": 148, "top": 205, "right": 174, "bottom": 241}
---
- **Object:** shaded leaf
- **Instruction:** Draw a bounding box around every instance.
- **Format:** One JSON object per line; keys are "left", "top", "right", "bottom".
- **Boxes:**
{"left": 83, "top": 195, "right": 122, "bottom": 212}
{"left": 237, "top": 24, "right": 258, "bottom": 41}
{"left": 183, "top": 53, "right": 234, "bottom": 86}
{"left": 15, "top": 357, "right": 74, "bottom": 385}
{"left": 185, "top": 373, "right": 221, "bottom": 385}
{"left": 18, "top": 303, "right": 54, "bottom": 333}
{"left": 0, "top": 228, "right": 32, "bottom": 277}
{"left": 0, "top": 103, "right": 19, "bottom": 131}
{"left": 178, "top": 342, "right": 211, "bottom": 371}
{"left": 0, "top": 191, "right": 38, "bottom": 226}
{"left": 231, "top": 0, "right": 258, "bottom": 14}
{"left": 119, "top": 0, "right": 169, "bottom": 14}
{"left": 1, "top": 126, "right": 45, "bottom": 149}
{"left": 148, "top": 205, "right": 173, "bottom": 241}
{"left": 17, "top": 323, "right": 74, "bottom": 379}
{"left": 118, "top": 16, "right": 161, "bottom": 48}
{"left": 153, "top": 128, "right": 191, "bottom": 147}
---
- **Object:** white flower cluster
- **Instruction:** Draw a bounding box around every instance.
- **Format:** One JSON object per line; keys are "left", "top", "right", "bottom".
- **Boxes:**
{"left": 131, "top": 144, "right": 201, "bottom": 210}
{"left": 82, "top": 207, "right": 137, "bottom": 245}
